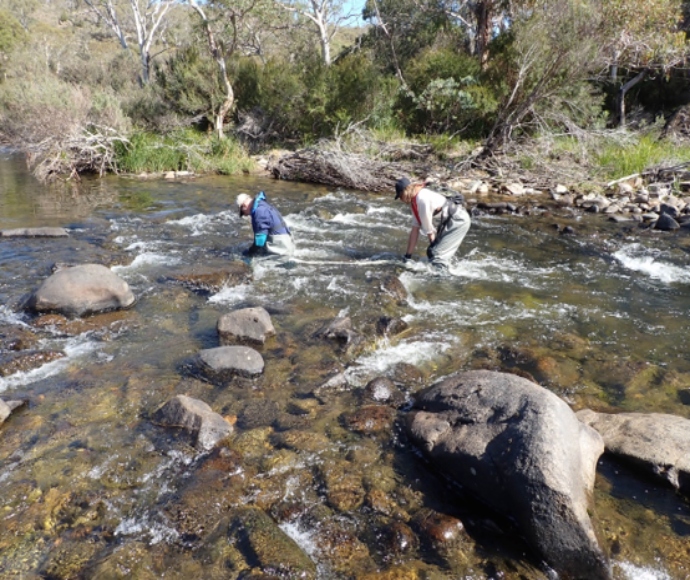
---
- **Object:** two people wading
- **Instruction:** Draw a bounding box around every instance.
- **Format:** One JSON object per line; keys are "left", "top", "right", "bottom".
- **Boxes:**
{"left": 395, "top": 177, "right": 471, "bottom": 270}
{"left": 236, "top": 179, "right": 470, "bottom": 270}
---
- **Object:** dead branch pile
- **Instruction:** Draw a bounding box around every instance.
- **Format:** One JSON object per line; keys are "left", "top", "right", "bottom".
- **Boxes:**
{"left": 26, "top": 126, "right": 127, "bottom": 182}
{"left": 267, "top": 147, "right": 436, "bottom": 192}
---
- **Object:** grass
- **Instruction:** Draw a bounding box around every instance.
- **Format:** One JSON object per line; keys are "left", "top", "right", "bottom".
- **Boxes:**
{"left": 115, "top": 129, "right": 255, "bottom": 175}
{"left": 594, "top": 132, "right": 690, "bottom": 180}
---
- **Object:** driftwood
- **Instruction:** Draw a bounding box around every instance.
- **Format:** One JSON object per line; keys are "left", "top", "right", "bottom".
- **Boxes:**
{"left": 267, "top": 148, "right": 434, "bottom": 192}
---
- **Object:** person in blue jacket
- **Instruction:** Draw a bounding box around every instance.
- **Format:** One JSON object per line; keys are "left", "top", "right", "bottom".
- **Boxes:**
{"left": 236, "top": 191, "right": 295, "bottom": 257}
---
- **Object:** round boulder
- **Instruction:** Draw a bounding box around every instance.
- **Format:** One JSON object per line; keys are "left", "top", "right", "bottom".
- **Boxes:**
{"left": 407, "top": 370, "right": 609, "bottom": 580}
{"left": 217, "top": 307, "right": 275, "bottom": 345}
{"left": 27, "top": 264, "right": 135, "bottom": 317}
{"left": 198, "top": 345, "right": 264, "bottom": 379}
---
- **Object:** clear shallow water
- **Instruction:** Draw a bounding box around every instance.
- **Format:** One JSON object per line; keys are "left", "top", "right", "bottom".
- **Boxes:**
{"left": 0, "top": 154, "right": 689, "bottom": 579}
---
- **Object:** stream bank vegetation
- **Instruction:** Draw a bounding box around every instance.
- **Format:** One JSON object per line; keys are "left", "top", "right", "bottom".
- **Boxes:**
{"left": 1, "top": 0, "right": 690, "bottom": 194}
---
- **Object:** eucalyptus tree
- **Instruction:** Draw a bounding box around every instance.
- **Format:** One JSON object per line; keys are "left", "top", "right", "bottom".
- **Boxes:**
{"left": 363, "top": 0, "right": 450, "bottom": 84}
{"left": 484, "top": 0, "right": 604, "bottom": 150}
{"left": 81, "top": 0, "right": 179, "bottom": 84}
{"left": 272, "top": 0, "right": 359, "bottom": 66}
{"left": 183, "top": 0, "right": 279, "bottom": 137}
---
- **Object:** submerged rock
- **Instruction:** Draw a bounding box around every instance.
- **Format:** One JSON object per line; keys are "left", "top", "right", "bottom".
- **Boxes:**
{"left": 26, "top": 264, "right": 135, "bottom": 317}
{"left": 361, "top": 376, "right": 406, "bottom": 407}
{"left": 407, "top": 370, "right": 609, "bottom": 580}
{"left": 218, "top": 307, "right": 275, "bottom": 346}
{"left": 0, "top": 350, "right": 65, "bottom": 377}
{"left": 152, "top": 394, "right": 233, "bottom": 450}
{"left": 227, "top": 507, "right": 316, "bottom": 579}
{"left": 0, "top": 398, "right": 27, "bottom": 425}
{"left": 375, "top": 316, "right": 409, "bottom": 337}
{"left": 169, "top": 262, "right": 252, "bottom": 294}
{"left": 0, "top": 324, "right": 39, "bottom": 351}
{"left": 1, "top": 227, "right": 69, "bottom": 237}
{"left": 577, "top": 409, "right": 690, "bottom": 496}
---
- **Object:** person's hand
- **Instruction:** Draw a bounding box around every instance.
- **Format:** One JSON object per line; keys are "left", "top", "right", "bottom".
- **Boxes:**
{"left": 243, "top": 244, "right": 266, "bottom": 257}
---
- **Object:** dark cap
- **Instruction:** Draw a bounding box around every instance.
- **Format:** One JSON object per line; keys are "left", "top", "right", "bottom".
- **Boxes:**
{"left": 394, "top": 177, "right": 410, "bottom": 199}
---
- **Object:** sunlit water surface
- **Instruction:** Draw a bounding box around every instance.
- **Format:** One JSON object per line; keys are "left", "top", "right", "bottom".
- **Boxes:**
{"left": 1, "top": 152, "right": 689, "bottom": 579}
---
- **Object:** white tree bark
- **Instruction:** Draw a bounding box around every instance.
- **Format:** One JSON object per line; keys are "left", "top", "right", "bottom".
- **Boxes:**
{"left": 187, "top": 0, "right": 236, "bottom": 138}
{"left": 82, "top": 0, "right": 175, "bottom": 84}
{"left": 274, "top": 0, "right": 357, "bottom": 66}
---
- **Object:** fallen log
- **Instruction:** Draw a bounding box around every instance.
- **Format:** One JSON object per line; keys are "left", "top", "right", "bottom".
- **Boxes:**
{"left": 267, "top": 148, "right": 431, "bottom": 192}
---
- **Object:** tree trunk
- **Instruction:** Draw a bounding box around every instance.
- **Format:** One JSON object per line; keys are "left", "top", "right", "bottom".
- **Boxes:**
{"left": 188, "top": 0, "right": 235, "bottom": 138}
{"left": 474, "top": 0, "right": 492, "bottom": 70}
{"left": 617, "top": 69, "right": 647, "bottom": 127}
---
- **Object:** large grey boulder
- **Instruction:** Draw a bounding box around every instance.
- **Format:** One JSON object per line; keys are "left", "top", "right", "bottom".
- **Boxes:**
{"left": 198, "top": 345, "right": 264, "bottom": 379}
{"left": 407, "top": 370, "right": 609, "bottom": 580}
{"left": 217, "top": 307, "right": 275, "bottom": 345}
{"left": 27, "top": 264, "right": 135, "bottom": 317}
{"left": 577, "top": 409, "right": 690, "bottom": 495}
{"left": 152, "top": 394, "right": 232, "bottom": 450}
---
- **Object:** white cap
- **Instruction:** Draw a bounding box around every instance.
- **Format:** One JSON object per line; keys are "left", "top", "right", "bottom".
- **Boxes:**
{"left": 236, "top": 193, "right": 252, "bottom": 207}
{"left": 236, "top": 193, "right": 252, "bottom": 216}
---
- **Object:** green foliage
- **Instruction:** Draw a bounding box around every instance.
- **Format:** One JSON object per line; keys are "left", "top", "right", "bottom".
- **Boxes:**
{"left": 114, "top": 130, "right": 254, "bottom": 175}
{"left": 396, "top": 48, "right": 497, "bottom": 135}
{"left": 362, "top": 0, "right": 457, "bottom": 74}
{"left": 0, "top": 9, "right": 26, "bottom": 61}
{"left": 155, "top": 45, "right": 226, "bottom": 127}
{"left": 594, "top": 133, "right": 690, "bottom": 179}
{"left": 234, "top": 51, "right": 396, "bottom": 142}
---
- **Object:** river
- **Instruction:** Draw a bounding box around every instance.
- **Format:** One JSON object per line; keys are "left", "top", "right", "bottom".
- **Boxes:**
{"left": 1, "top": 151, "right": 689, "bottom": 579}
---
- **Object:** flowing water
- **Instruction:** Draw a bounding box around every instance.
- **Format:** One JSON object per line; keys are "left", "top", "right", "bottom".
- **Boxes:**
{"left": 1, "top": 151, "right": 689, "bottom": 579}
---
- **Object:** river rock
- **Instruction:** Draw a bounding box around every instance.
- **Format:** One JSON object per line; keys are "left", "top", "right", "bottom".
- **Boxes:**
{"left": 342, "top": 404, "right": 396, "bottom": 435}
{"left": 655, "top": 213, "right": 680, "bottom": 231}
{"left": 227, "top": 506, "right": 316, "bottom": 579}
{"left": 0, "top": 227, "right": 69, "bottom": 237}
{"left": 379, "top": 274, "right": 408, "bottom": 303}
{"left": 577, "top": 409, "right": 690, "bottom": 495}
{"left": 361, "top": 376, "right": 406, "bottom": 407}
{"left": 375, "top": 316, "right": 408, "bottom": 337}
{"left": 152, "top": 394, "right": 233, "bottom": 450}
{"left": 407, "top": 370, "right": 609, "bottom": 580}
{"left": 0, "top": 398, "right": 27, "bottom": 424}
{"left": 169, "top": 262, "right": 252, "bottom": 294}
{"left": 314, "top": 316, "right": 364, "bottom": 355}
{"left": 198, "top": 345, "right": 265, "bottom": 379}
{"left": 0, "top": 324, "right": 39, "bottom": 351}
{"left": 0, "top": 350, "right": 65, "bottom": 377}
{"left": 26, "top": 264, "right": 135, "bottom": 317}
{"left": 411, "top": 507, "right": 465, "bottom": 549}
{"left": 218, "top": 307, "right": 275, "bottom": 345}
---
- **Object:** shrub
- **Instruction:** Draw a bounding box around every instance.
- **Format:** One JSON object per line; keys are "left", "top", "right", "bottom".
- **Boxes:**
{"left": 395, "top": 48, "right": 497, "bottom": 136}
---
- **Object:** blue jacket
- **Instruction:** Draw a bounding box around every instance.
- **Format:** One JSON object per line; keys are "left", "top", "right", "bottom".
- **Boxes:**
{"left": 250, "top": 192, "right": 290, "bottom": 247}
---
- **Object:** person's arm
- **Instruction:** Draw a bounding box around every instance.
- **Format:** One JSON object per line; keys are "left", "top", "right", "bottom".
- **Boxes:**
{"left": 251, "top": 206, "right": 272, "bottom": 247}
{"left": 405, "top": 226, "right": 420, "bottom": 258}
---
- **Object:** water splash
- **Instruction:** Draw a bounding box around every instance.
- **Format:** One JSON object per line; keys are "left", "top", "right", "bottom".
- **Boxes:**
{"left": 613, "top": 243, "right": 690, "bottom": 284}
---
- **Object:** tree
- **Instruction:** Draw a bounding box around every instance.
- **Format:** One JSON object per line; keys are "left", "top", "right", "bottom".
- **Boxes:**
{"left": 484, "top": 0, "right": 603, "bottom": 150}
{"left": 183, "top": 0, "right": 272, "bottom": 137}
{"left": 272, "top": 0, "right": 359, "bottom": 66}
{"left": 598, "top": 0, "right": 687, "bottom": 125}
{"left": 81, "top": 0, "right": 178, "bottom": 84}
